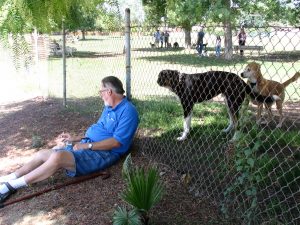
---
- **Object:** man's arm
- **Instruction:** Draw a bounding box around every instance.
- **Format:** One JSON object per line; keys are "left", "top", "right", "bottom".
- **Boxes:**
{"left": 73, "top": 138, "right": 120, "bottom": 151}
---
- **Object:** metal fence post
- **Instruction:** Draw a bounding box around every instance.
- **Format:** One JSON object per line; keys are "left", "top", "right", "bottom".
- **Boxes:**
{"left": 62, "top": 20, "right": 67, "bottom": 107}
{"left": 125, "top": 8, "right": 131, "bottom": 100}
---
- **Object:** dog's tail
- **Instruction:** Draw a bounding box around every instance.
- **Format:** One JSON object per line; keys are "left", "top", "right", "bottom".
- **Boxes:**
{"left": 245, "top": 85, "right": 280, "bottom": 103}
{"left": 282, "top": 72, "right": 300, "bottom": 88}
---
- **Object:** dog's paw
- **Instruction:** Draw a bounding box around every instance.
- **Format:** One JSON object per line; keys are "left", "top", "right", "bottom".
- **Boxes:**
{"left": 223, "top": 126, "right": 233, "bottom": 133}
{"left": 177, "top": 133, "right": 188, "bottom": 141}
{"left": 222, "top": 128, "right": 229, "bottom": 133}
{"left": 257, "top": 118, "right": 268, "bottom": 125}
{"left": 260, "top": 120, "right": 268, "bottom": 125}
{"left": 229, "top": 132, "right": 240, "bottom": 143}
{"left": 177, "top": 136, "right": 186, "bottom": 141}
{"left": 272, "top": 95, "right": 281, "bottom": 101}
{"left": 276, "top": 118, "right": 284, "bottom": 128}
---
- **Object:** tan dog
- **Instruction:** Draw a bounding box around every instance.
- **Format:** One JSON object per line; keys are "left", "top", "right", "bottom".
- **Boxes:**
{"left": 241, "top": 62, "right": 300, "bottom": 128}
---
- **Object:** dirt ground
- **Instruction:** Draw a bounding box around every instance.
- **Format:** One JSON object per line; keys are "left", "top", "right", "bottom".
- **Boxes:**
{"left": 0, "top": 97, "right": 227, "bottom": 225}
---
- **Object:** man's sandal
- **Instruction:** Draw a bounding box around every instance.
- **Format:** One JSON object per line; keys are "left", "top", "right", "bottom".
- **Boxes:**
{"left": 0, "top": 182, "right": 17, "bottom": 203}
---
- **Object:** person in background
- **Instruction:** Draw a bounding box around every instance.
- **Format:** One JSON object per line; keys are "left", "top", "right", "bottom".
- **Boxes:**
{"left": 238, "top": 27, "right": 246, "bottom": 56}
{"left": 164, "top": 30, "right": 170, "bottom": 48}
{"left": 160, "top": 32, "right": 164, "bottom": 48}
{"left": 196, "top": 27, "right": 205, "bottom": 57}
{"left": 0, "top": 76, "right": 139, "bottom": 203}
{"left": 215, "top": 35, "right": 221, "bottom": 57}
{"left": 154, "top": 29, "right": 161, "bottom": 48}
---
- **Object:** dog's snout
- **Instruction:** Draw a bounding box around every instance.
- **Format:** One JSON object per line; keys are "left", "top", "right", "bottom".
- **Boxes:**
{"left": 241, "top": 72, "right": 245, "bottom": 78}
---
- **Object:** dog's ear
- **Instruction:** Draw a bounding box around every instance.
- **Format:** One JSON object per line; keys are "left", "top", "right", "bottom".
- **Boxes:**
{"left": 256, "top": 63, "right": 261, "bottom": 72}
{"left": 251, "top": 62, "right": 260, "bottom": 73}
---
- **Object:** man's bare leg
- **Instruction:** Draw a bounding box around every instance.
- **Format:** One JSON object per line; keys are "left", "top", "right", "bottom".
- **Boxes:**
{"left": 0, "top": 149, "right": 52, "bottom": 183}
{"left": 14, "top": 149, "right": 53, "bottom": 178}
{"left": 24, "top": 150, "right": 75, "bottom": 184}
{"left": 0, "top": 150, "right": 75, "bottom": 198}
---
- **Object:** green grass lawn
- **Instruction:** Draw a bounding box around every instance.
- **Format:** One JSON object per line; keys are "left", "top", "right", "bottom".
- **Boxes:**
{"left": 47, "top": 35, "right": 300, "bottom": 99}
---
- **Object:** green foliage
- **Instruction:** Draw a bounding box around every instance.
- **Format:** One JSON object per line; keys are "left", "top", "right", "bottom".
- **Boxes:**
{"left": 113, "top": 206, "right": 141, "bottom": 225}
{"left": 205, "top": 0, "right": 235, "bottom": 24}
{"left": 0, "top": 0, "right": 103, "bottom": 35}
{"left": 143, "top": 0, "right": 210, "bottom": 29}
{"left": 221, "top": 122, "right": 300, "bottom": 224}
{"left": 95, "top": 1, "right": 123, "bottom": 31}
{"left": 168, "top": 0, "right": 208, "bottom": 28}
{"left": 67, "top": 6, "right": 96, "bottom": 31}
{"left": 284, "top": 3, "right": 300, "bottom": 25}
{"left": 221, "top": 103, "right": 262, "bottom": 224}
{"left": 121, "top": 154, "right": 164, "bottom": 224}
{"left": 11, "top": 34, "right": 31, "bottom": 69}
{"left": 221, "top": 132, "right": 262, "bottom": 224}
{"left": 0, "top": 0, "right": 69, "bottom": 34}
{"left": 142, "top": 0, "right": 167, "bottom": 27}
{"left": 122, "top": 167, "right": 164, "bottom": 212}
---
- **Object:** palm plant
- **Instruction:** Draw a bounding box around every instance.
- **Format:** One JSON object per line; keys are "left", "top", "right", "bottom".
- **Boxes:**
{"left": 121, "top": 154, "right": 164, "bottom": 225}
{"left": 113, "top": 206, "right": 141, "bottom": 225}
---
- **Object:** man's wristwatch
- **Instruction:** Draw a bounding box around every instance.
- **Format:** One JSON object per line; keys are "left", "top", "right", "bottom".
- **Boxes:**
{"left": 88, "top": 143, "right": 93, "bottom": 150}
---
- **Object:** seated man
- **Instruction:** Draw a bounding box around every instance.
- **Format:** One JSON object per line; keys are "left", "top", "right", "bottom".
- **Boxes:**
{"left": 0, "top": 76, "right": 139, "bottom": 203}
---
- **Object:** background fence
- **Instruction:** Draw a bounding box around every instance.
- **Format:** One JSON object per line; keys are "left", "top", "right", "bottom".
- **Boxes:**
{"left": 1, "top": 21, "right": 300, "bottom": 224}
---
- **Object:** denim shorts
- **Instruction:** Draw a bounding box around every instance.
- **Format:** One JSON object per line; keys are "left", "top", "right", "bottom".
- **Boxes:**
{"left": 56, "top": 141, "right": 120, "bottom": 177}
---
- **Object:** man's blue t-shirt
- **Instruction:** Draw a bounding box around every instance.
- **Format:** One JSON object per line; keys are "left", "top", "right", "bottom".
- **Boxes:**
{"left": 85, "top": 97, "right": 139, "bottom": 155}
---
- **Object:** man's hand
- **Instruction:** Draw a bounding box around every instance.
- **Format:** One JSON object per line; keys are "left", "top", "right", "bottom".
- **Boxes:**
{"left": 73, "top": 143, "right": 88, "bottom": 151}
{"left": 52, "top": 132, "right": 72, "bottom": 150}
{"left": 53, "top": 132, "right": 71, "bottom": 146}
{"left": 59, "top": 132, "right": 72, "bottom": 142}
{"left": 72, "top": 138, "right": 120, "bottom": 151}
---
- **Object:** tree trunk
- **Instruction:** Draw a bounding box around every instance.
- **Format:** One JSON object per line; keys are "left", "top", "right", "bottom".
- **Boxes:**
{"left": 81, "top": 30, "right": 86, "bottom": 40}
{"left": 184, "top": 27, "right": 192, "bottom": 48}
{"left": 224, "top": 21, "right": 233, "bottom": 60}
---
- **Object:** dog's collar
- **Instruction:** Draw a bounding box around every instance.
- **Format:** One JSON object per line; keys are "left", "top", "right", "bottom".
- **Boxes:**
{"left": 250, "top": 82, "right": 257, "bottom": 87}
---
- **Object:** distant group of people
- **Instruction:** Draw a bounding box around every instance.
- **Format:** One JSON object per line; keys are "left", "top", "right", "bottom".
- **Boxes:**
{"left": 196, "top": 26, "right": 246, "bottom": 57}
{"left": 154, "top": 30, "right": 170, "bottom": 48}
{"left": 196, "top": 27, "right": 219, "bottom": 57}
{"left": 153, "top": 26, "right": 247, "bottom": 57}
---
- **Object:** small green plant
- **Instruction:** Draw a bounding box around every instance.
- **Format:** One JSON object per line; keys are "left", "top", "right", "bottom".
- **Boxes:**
{"left": 113, "top": 206, "right": 141, "bottom": 225}
{"left": 32, "top": 134, "right": 44, "bottom": 148}
{"left": 114, "top": 154, "right": 164, "bottom": 225}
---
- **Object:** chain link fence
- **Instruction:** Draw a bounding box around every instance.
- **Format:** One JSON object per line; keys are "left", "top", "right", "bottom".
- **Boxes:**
{"left": 1, "top": 22, "right": 300, "bottom": 224}
{"left": 128, "top": 25, "right": 300, "bottom": 225}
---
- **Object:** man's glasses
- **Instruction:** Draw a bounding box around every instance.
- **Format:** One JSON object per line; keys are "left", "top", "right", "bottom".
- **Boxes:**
{"left": 99, "top": 89, "right": 110, "bottom": 94}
